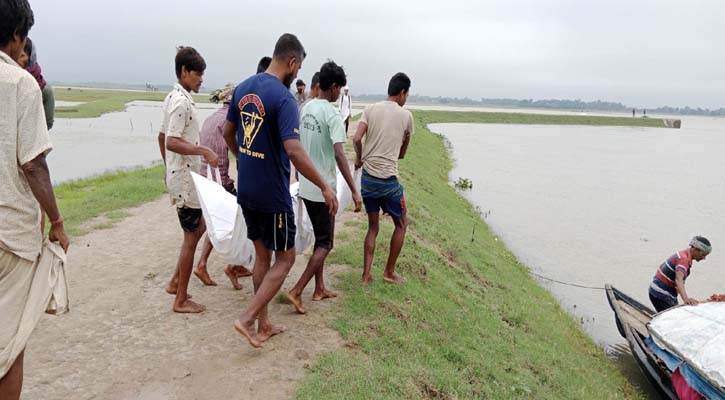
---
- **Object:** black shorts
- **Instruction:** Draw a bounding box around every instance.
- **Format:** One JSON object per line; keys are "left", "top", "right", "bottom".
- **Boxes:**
{"left": 649, "top": 291, "right": 678, "bottom": 313}
{"left": 177, "top": 207, "right": 202, "bottom": 233}
{"left": 242, "top": 207, "right": 296, "bottom": 252}
{"left": 302, "top": 198, "right": 335, "bottom": 250}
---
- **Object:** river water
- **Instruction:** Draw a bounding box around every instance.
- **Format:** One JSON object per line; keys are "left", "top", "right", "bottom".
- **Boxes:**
{"left": 47, "top": 101, "right": 220, "bottom": 183}
{"left": 431, "top": 115, "right": 724, "bottom": 395}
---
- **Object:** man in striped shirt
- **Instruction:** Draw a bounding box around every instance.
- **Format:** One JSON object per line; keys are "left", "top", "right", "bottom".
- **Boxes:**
{"left": 648, "top": 236, "right": 711, "bottom": 312}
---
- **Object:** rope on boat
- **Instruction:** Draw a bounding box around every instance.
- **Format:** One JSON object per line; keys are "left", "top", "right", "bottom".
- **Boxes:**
{"left": 528, "top": 271, "right": 606, "bottom": 290}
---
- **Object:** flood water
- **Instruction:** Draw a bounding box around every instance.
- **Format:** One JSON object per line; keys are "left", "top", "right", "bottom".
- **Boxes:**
{"left": 47, "top": 101, "right": 220, "bottom": 183}
{"left": 431, "top": 116, "right": 724, "bottom": 395}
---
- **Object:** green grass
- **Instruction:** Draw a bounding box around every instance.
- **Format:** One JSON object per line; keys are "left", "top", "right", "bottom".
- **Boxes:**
{"left": 53, "top": 164, "right": 166, "bottom": 236}
{"left": 54, "top": 87, "right": 210, "bottom": 118}
{"left": 416, "top": 109, "right": 666, "bottom": 128}
{"left": 296, "top": 110, "right": 644, "bottom": 399}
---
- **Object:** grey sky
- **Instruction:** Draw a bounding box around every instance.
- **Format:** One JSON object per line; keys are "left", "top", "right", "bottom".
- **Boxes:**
{"left": 30, "top": 0, "right": 725, "bottom": 108}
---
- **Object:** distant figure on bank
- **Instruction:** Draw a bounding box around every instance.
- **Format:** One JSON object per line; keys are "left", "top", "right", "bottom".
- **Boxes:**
{"left": 294, "top": 78, "right": 306, "bottom": 107}
{"left": 157, "top": 46, "right": 218, "bottom": 313}
{"left": 287, "top": 61, "right": 362, "bottom": 314}
{"left": 303, "top": 71, "right": 320, "bottom": 105}
{"left": 339, "top": 86, "right": 352, "bottom": 133}
{"left": 643, "top": 109, "right": 647, "bottom": 116}
{"left": 353, "top": 73, "right": 414, "bottom": 285}
{"left": 648, "top": 236, "right": 711, "bottom": 312}
{"left": 632, "top": 108, "right": 635, "bottom": 117}
{"left": 257, "top": 56, "right": 271, "bottom": 74}
{"left": 193, "top": 84, "right": 252, "bottom": 289}
{"left": 0, "top": 1, "right": 69, "bottom": 398}
{"left": 18, "top": 37, "right": 53, "bottom": 130}
{"left": 223, "top": 33, "right": 337, "bottom": 348}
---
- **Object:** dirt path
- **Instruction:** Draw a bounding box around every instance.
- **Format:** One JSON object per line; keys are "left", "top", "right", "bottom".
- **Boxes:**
{"left": 22, "top": 196, "right": 351, "bottom": 400}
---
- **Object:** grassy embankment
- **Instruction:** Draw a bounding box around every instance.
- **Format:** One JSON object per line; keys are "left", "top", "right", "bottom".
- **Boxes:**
{"left": 54, "top": 87, "right": 209, "bottom": 118}
{"left": 295, "top": 110, "right": 656, "bottom": 399}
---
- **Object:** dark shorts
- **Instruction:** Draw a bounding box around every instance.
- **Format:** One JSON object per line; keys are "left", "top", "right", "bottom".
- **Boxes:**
{"left": 649, "top": 290, "right": 678, "bottom": 313}
{"left": 242, "top": 207, "right": 296, "bottom": 252}
{"left": 177, "top": 207, "right": 202, "bottom": 233}
{"left": 360, "top": 169, "right": 406, "bottom": 219}
{"left": 302, "top": 198, "right": 335, "bottom": 250}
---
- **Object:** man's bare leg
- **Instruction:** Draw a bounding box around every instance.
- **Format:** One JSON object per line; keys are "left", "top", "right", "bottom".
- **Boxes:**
{"left": 173, "top": 220, "right": 206, "bottom": 313}
{"left": 193, "top": 235, "right": 217, "bottom": 286}
{"left": 382, "top": 214, "right": 407, "bottom": 284}
{"left": 0, "top": 349, "right": 23, "bottom": 400}
{"left": 234, "top": 241, "right": 271, "bottom": 348}
{"left": 312, "top": 265, "right": 337, "bottom": 300}
{"left": 224, "top": 264, "right": 243, "bottom": 290}
{"left": 362, "top": 212, "right": 380, "bottom": 285}
{"left": 234, "top": 265, "right": 253, "bottom": 277}
{"left": 288, "top": 246, "right": 330, "bottom": 313}
{"left": 235, "top": 244, "right": 295, "bottom": 347}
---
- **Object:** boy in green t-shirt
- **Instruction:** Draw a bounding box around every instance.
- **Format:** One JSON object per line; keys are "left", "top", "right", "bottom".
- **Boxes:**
{"left": 287, "top": 61, "right": 361, "bottom": 314}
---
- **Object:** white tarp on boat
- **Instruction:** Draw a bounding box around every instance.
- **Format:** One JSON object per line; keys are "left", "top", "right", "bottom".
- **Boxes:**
{"left": 648, "top": 302, "right": 725, "bottom": 388}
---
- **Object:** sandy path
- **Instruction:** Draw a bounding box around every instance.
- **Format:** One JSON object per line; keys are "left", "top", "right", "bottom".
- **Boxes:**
{"left": 22, "top": 196, "right": 350, "bottom": 400}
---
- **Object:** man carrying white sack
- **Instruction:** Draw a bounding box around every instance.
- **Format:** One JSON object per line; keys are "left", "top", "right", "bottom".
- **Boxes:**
{"left": 0, "top": 1, "right": 70, "bottom": 398}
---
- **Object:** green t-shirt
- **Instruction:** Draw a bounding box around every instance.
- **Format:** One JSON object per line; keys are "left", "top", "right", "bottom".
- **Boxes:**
{"left": 298, "top": 98, "right": 347, "bottom": 202}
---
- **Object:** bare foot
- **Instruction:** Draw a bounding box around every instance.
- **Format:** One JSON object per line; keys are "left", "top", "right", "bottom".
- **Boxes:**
{"left": 257, "top": 324, "right": 286, "bottom": 342}
{"left": 194, "top": 268, "right": 217, "bottom": 286}
{"left": 361, "top": 274, "right": 373, "bottom": 285}
{"left": 234, "top": 319, "right": 263, "bottom": 348}
{"left": 165, "top": 287, "right": 192, "bottom": 299}
{"left": 312, "top": 290, "right": 338, "bottom": 301}
{"left": 173, "top": 299, "right": 206, "bottom": 313}
{"left": 234, "top": 265, "right": 253, "bottom": 277}
{"left": 383, "top": 272, "right": 406, "bottom": 284}
{"left": 287, "top": 292, "right": 306, "bottom": 314}
{"left": 224, "top": 265, "right": 242, "bottom": 290}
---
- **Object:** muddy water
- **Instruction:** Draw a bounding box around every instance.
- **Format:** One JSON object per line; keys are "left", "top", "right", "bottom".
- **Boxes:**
{"left": 431, "top": 116, "right": 724, "bottom": 395}
{"left": 47, "top": 101, "right": 220, "bottom": 183}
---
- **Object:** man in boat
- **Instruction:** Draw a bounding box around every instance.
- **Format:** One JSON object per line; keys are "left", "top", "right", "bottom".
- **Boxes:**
{"left": 648, "top": 236, "right": 711, "bottom": 312}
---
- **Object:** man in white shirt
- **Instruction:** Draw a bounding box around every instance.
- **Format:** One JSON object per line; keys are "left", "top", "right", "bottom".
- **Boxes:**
{"left": 339, "top": 86, "right": 352, "bottom": 133}
{"left": 0, "top": 1, "right": 69, "bottom": 398}
{"left": 157, "top": 46, "right": 218, "bottom": 313}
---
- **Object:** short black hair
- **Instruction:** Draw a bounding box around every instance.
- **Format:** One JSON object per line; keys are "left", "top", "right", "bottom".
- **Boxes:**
{"left": 175, "top": 46, "right": 206, "bottom": 79}
{"left": 318, "top": 61, "right": 346, "bottom": 91}
{"left": 296, "top": 79, "right": 305, "bottom": 87}
{"left": 273, "top": 33, "right": 306, "bottom": 61}
{"left": 256, "top": 56, "right": 271, "bottom": 73}
{"left": 0, "top": 0, "right": 34, "bottom": 47}
{"left": 310, "top": 72, "right": 320, "bottom": 88}
{"left": 387, "top": 72, "right": 411, "bottom": 96}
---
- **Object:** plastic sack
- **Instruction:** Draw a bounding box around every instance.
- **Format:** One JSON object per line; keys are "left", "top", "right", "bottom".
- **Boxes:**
{"left": 336, "top": 168, "right": 361, "bottom": 217}
{"left": 291, "top": 182, "right": 315, "bottom": 253}
{"left": 191, "top": 167, "right": 255, "bottom": 266}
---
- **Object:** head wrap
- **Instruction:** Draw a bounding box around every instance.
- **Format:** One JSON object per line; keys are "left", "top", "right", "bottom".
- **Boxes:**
{"left": 209, "top": 84, "right": 235, "bottom": 104}
{"left": 690, "top": 236, "right": 712, "bottom": 254}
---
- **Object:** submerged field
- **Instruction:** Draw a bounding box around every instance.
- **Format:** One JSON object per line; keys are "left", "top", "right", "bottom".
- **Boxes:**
{"left": 54, "top": 87, "right": 209, "bottom": 118}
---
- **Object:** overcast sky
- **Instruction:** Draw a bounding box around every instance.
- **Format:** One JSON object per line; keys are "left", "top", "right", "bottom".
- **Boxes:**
{"left": 29, "top": 0, "right": 725, "bottom": 108}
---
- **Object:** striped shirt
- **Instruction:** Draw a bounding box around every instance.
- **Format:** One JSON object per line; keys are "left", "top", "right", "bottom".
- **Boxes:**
{"left": 199, "top": 104, "right": 233, "bottom": 186}
{"left": 649, "top": 249, "right": 692, "bottom": 300}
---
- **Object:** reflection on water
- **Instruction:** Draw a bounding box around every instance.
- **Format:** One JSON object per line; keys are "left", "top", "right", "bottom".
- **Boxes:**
{"left": 48, "top": 101, "right": 220, "bottom": 183}
{"left": 432, "top": 117, "right": 724, "bottom": 393}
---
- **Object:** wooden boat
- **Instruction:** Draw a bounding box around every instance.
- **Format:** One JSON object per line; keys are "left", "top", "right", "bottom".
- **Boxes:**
{"left": 605, "top": 284, "right": 677, "bottom": 400}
